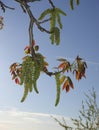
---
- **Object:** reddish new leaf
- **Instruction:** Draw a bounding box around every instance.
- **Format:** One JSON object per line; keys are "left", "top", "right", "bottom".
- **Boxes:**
{"left": 65, "top": 85, "right": 70, "bottom": 92}
{"left": 24, "top": 46, "right": 30, "bottom": 54}
{"left": 15, "top": 78, "right": 20, "bottom": 84}
{"left": 62, "top": 80, "right": 70, "bottom": 92}
{"left": 67, "top": 76, "right": 74, "bottom": 89}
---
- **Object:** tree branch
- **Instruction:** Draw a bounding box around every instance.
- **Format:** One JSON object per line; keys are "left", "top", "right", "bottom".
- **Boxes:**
{"left": 0, "top": 1, "right": 14, "bottom": 12}
{"left": 48, "top": 0, "right": 55, "bottom": 9}
{"left": 51, "top": 116, "right": 73, "bottom": 130}
{"left": 38, "top": 18, "right": 51, "bottom": 24}
{"left": 16, "top": 1, "right": 53, "bottom": 59}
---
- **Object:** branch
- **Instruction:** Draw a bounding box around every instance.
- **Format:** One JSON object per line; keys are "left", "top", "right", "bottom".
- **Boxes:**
{"left": 0, "top": 1, "right": 14, "bottom": 12}
{"left": 16, "top": 1, "right": 53, "bottom": 59}
{"left": 48, "top": 0, "right": 55, "bottom": 9}
{"left": 51, "top": 116, "right": 73, "bottom": 130}
{"left": 38, "top": 18, "right": 51, "bottom": 24}
{"left": 20, "top": 2, "right": 52, "bottom": 34}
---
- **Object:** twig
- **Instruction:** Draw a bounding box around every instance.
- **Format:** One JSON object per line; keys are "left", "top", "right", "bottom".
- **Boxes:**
{"left": 38, "top": 18, "right": 51, "bottom": 24}
{"left": 17, "top": 1, "right": 53, "bottom": 60}
{"left": 48, "top": 0, "right": 55, "bottom": 9}
{"left": 0, "top": 1, "right": 14, "bottom": 12}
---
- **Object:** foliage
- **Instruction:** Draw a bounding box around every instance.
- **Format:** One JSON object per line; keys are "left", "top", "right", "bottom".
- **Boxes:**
{"left": 52, "top": 88, "right": 99, "bottom": 129}
{"left": 72, "top": 88, "right": 99, "bottom": 130}
{"left": 0, "top": 0, "right": 88, "bottom": 106}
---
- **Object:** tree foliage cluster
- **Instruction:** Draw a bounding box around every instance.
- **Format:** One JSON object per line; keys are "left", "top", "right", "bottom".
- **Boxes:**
{"left": 0, "top": 0, "right": 87, "bottom": 106}
{"left": 52, "top": 88, "right": 99, "bottom": 130}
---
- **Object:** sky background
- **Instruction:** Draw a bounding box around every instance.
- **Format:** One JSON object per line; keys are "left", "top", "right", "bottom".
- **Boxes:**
{"left": 0, "top": 0, "right": 99, "bottom": 130}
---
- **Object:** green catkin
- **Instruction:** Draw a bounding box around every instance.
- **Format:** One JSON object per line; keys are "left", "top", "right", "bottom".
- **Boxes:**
{"left": 55, "top": 73, "right": 61, "bottom": 106}
{"left": 70, "top": 0, "right": 74, "bottom": 10}
{"left": 76, "top": 0, "right": 79, "bottom": 5}
{"left": 21, "top": 84, "right": 29, "bottom": 102}
{"left": 20, "top": 53, "right": 45, "bottom": 102}
{"left": 50, "top": 27, "right": 60, "bottom": 45}
{"left": 32, "top": 53, "right": 45, "bottom": 93}
{"left": 55, "top": 8, "right": 66, "bottom": 16}
{"left": 38, "top": 9, "right": 51, "bottom": 20}
{"left": 56, "top": 12, "right": 62, "bottom": 29}
{"left": 50, "top": 33, "right": 54, "bottom": 44}
{"left": 50, "top": 10, "right": 56, "bottom": 31}
{"left": 38, "top": 7, "right": 66, "bottom": 45}
{"left": 33, "top": 81, "right": 39, "bottom": 93}
{"left": 20, "top": 56, "right": 36, "bottom": 101}
{"left": 32, "top": 61, "right": 40, "bottom": 93}
{"left": 54, "top": 27, "right": 60, "bottom": 45}
{"left": 36, "top": 53, "right": 45, "bottom": 71}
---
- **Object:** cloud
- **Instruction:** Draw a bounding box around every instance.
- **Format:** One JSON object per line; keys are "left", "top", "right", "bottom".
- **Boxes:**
{"left": 0, "top": 107, "right": 71, "bottom": 130}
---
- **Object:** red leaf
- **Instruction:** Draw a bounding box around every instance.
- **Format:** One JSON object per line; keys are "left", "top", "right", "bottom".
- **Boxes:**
{"left": 66, "top": 85, "right": 70, "bottom": 92}
{"left": 67, "top": 76, "right": 74, "bottom": 89}
{"left": 15, "top": 78, "right": 20, "bottom": 84}
{"left": 62, "top": 80, "right": 68, "bottom": 90}
{"left": 24, "top": 46, "right": 30, "bottom": 54}
{"left": 58, "top": 62, "right": 66, "bottom": 69}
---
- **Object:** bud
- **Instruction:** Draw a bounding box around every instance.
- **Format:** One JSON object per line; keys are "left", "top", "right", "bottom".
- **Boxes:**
{"left": 34, "top": 45, "right": 39, "bottom": 51}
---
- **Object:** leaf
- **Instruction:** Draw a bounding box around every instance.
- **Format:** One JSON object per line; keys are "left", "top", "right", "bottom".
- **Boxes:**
{"left": 58, "top": 62, "right": 67, "bottom": 69}
{"left": 15, "top": 78, "right": 20, "bottom": 84}
{"left": 12, "top": 74, "right": 16, "bottom": 80}
{"left": 65, "top": 85, "right": 70, "bottom": 92}
{"left": 58, "top": 61, "right": 70, "bottom": 72}
{"left": 62, "top": 80, "right": 68, "bottom": 90}
{"left": 44, "top": 61, "right": 49, "bottom": 66}
{"left": 60, "top": 75, "right": 66, "bottom": 84}
{"left": 76, "top": 71, "right": 81, "bottom": 80}
{"left": 67, "top": 76, "right": 74, "bottom": 89}
{"left": 57, "top": 58, "right": 67, "bottom": 62}
{"left": 10, "top": 63, "right": 18, "bottom": 72}
{"left": 24, "top": 46, "right": 30, "bottom": 54}
{"left": 63, "top": 80, "right": 70, "bottom": 93}
{"left": 62, "top": 77, "right": 74, "bottom": 93}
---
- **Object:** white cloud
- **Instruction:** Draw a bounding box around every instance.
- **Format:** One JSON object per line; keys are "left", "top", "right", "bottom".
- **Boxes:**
{"left": 0, "top": 107, "right": 72, "bottom": 130}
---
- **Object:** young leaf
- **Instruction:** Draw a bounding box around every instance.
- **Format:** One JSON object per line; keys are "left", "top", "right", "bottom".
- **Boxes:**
{"left": 60, "top": 75, "right": 66, "bottom": 85}
{"left": 67, "top": 76, "right": 74, "bottom": 89}
{"left": 15, "top": 78, "right": 20, "bottom": 84}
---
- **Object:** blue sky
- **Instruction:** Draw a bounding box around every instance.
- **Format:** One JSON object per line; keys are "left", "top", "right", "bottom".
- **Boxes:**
{"left": 0, "top": 0, "right": 99, "bottom": 129}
